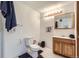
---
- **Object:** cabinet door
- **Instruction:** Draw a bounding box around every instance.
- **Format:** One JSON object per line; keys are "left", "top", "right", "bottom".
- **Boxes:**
{"left": 53, "top": 40, "right": 62, "bottom": 54}
{"left": 62, "top": 43, "right": 68, "bottom": 56}
{"left": 63, "top": 43, "right": 75, "bottom": 58}
{"left": 67, "top": 44, "right": 75, "bottom": 58}
{"left": 72, "top": 45, "right": 75, "bottom": 57}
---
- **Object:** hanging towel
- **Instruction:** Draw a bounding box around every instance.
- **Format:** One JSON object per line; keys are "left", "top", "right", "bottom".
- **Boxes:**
{"left": 1, "top": 1, "right": 17, "bottom": 32}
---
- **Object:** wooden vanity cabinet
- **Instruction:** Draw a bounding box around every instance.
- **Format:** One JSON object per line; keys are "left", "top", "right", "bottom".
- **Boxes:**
{"left": 53, "top": 37, "right": 76, "bottom": 58}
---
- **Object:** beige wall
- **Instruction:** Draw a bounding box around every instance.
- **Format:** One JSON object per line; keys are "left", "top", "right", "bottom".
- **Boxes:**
{"left": 53, "top": 2, "right": 76, "bottom": 37}
{"left": 3, "top": 2, "right": 40, "bottom": 57}
{"left": 0, "top": 11, "right": 3, "bottom": 58}
{"left": 40, "top": 2, "right": 76, "bottom": 49}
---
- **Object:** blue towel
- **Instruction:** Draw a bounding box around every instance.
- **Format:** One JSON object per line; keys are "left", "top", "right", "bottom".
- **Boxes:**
{"left": 1, "top": 1, "right": 17, "bottom": 32}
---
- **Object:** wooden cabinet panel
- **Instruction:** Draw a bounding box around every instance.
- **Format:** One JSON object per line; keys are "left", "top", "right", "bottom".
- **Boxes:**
{"left": 77, "top": 38, "right": 79, "bottom": 57}
{"left": 77, "top": 1, "right": 79, "bottom": 57}
{"left": 53, "top": 40, "right": 62, "bottom": 54}
{"left": 68, "top": 45, "right": 75, "bottom": 57}
{"left": 53, "top": 37, "right": 76, "bottom": 58}
{"left": 62, "top": 43, "right": 68, "bottom": 56}
{"left": 63, "top": 44, "right": 75, "bottom": 57}
{"left": 77, "top": 1, "right": 79, "bottom": 35}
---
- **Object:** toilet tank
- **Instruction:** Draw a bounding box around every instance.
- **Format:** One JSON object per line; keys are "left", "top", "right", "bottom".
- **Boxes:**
{"left": 24, "top": 37, "right": 33, "bottom": 46}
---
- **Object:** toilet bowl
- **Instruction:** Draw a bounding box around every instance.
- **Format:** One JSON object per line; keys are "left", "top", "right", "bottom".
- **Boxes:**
{"left": 24, "top": 37, "right": 40, "bottom": 57}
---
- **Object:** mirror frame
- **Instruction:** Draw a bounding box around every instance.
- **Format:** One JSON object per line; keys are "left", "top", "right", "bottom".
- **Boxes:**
{"left": 54, "top": 12, "right": 75, "bottom": 29}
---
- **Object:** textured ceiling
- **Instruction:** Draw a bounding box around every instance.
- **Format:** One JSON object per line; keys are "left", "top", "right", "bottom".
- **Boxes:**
{"left": 21, "top": 1, "right": 74, "bottom": 12}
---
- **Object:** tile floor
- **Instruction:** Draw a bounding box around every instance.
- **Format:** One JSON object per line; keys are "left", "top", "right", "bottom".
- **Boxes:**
{"left": 41, "top": 47, "right": 64, "bottom": 58}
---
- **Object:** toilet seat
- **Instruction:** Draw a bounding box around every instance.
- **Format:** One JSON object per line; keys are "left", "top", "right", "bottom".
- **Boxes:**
{"left": 29, "top": 44, "right": 40, "bottom": 51}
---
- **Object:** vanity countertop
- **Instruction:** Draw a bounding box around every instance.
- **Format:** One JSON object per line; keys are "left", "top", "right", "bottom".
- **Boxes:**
{"left": 53, "top": 36, "right": 75, "bottom": 40}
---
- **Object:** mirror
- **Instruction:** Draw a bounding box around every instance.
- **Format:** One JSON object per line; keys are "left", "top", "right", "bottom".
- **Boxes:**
{"left": 54, "top": 12, "right": 74, "bottom": 29}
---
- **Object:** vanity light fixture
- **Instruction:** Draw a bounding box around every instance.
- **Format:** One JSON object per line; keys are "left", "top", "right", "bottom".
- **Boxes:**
{"left": 43, "top": 8, "right": 63, "bottom": 20}
{"left": 44, "top": 9, "right": 63, "bottom": 17}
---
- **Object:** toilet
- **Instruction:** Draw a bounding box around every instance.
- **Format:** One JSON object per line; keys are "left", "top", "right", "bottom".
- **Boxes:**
{"left": 24, "top": 37, "right": 40, "bottom": 57}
